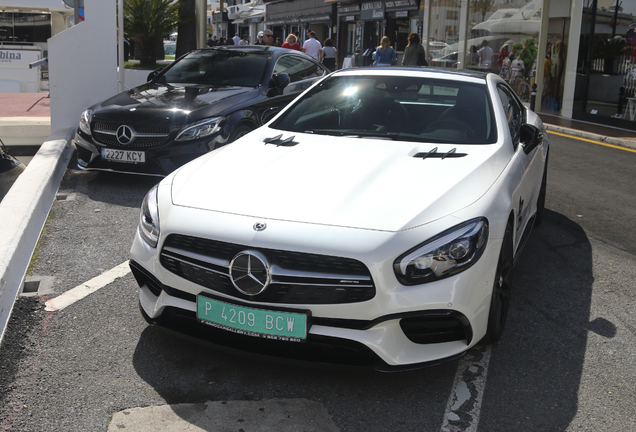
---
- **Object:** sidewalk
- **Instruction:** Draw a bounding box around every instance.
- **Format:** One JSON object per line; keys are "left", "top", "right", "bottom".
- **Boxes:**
{"left": 0, "top": 93, "right": 51, "bottom": 151}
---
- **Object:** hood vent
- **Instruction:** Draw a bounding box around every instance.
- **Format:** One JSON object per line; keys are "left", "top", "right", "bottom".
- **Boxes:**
{"left": 414, "top": 147, "right": 467, "bottom": 159}
{"left": 263, "top": 134, "right": 298, "bottom": 147}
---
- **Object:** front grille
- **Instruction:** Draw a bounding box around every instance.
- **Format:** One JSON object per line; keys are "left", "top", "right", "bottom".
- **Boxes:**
{"left": 93, "top": 121, "right": 170, "bottom": 134}
{"left": 160, "top": 234, "right": 376, "bottom": 304}
{"left": 93, "top": 131, "right": 169, "bottom": 148}
{"left": 92, "top": 121, "right": 171, "bottom": 148}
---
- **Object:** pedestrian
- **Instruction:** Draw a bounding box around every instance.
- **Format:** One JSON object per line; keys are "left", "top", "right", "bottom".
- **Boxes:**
{"left": 217, "top": 37, "right": 226, "bottom": 46}
{"left": 261, "top": 29, "right": 275, "bottom": 46}
{"left": 207, "top": 34, "right": 215, "bottom": 47}
{"left": 372, "top": 36, "right": 397, "bottom": 66}
{"left": 282, "top": 34, "right": 300, "bottom": 51}
{"left": 302, "top": 31, "right": 322, "bottom": 61}
{"left": 322, "top": 38, "right": 338, "bottom": 71}
{"left": 238, "top": 34, "right": 249, "bottom": 45}
{"left": 232, "top": 33, "right": 241, "bottom": 45}
{"left": 254, "top": 31, "right": 265, "bottom": 45}
{"left": 401, "top": 32, "right": 426, "bottom": 66}
{"left": 478, "top": 40, "right": 494, "bottom": 71}
{"left": 275, "top": 37, "right": 282, "bottom": 47}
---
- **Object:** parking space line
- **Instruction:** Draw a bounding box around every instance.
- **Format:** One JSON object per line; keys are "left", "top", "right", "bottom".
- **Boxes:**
{"left": 44, "top": 261, "right": 131, "bottom": 311}
{"left": 547, "top": 131, "right": 636, "bottom": 153}
{"left": 441, "top": 345, "right": 492, "bottom": 432}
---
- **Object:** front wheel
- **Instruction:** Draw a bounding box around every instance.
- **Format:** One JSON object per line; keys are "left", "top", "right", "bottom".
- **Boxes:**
{"left": 228, "top": 124, "right": 254, "bottom": 143}
{"left": 482, "top": 223, "right": 514, "bottom": 344}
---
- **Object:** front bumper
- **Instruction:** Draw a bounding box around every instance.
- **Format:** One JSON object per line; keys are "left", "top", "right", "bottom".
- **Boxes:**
{"left": 73, "top": 131, "right": 222, "bottom": 176}
{"left": 129, "top": 208, "right": 502, "bottom": 370}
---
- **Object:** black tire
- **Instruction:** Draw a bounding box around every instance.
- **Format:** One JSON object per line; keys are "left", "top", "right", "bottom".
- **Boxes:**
{"left": 535, "top": 156, "right": 548, "bottom": 226}
{"left": 482, "top": 223, "right": 513, "bottom": 344}
{"left": 228, "top": 124, "right": 254, "bottom": 143}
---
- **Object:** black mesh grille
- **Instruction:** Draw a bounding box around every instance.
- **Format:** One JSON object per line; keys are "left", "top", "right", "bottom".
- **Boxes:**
{"left": 92, "top": 121, "right": 170, "bottom": 148}
{"left": 93, "top": 131, "right": 169, "bottom": 148}
{"left": 93, "top": 121, "right": 170, "bottom": 134}
{"left": 160, "top": 234, "right": 376, "bottom": 304}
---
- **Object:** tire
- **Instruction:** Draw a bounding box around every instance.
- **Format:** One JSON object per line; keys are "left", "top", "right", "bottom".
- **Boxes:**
{"left": 482, "top": 223, "right": 513, "bottom": 344}
{"left": 535, "top": 156, "right": 548, "bottom": 226}
{"left": 228, "top": 124, "right": 254, "bottom": 143}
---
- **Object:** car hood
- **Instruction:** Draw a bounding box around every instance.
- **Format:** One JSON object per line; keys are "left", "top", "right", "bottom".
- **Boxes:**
{"left": 92, "top": 83, "right": 259, "bottom": 125}
{"left": 170, "top": 129, "right": 510, "bottom": 232}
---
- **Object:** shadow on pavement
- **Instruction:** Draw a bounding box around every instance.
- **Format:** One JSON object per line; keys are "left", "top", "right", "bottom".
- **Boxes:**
{"left": 480, "top": 209, "right": 607, "bottom": 430}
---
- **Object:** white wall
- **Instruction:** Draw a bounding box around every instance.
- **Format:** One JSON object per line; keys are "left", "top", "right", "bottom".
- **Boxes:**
{"left": 48, "top": 0, "right": 118, "bottom": 132}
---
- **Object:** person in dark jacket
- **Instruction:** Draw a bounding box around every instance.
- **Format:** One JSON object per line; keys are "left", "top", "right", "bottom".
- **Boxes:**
{"left": 402, "top": 33, "right": 426, "bottom": 66}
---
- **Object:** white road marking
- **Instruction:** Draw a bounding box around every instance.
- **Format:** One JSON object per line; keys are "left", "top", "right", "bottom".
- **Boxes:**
{"left": 44, "top": 261, "right": 131, "bottom": 311}
{"left": 441, "top": 345, "right": 492, "bottom": 432}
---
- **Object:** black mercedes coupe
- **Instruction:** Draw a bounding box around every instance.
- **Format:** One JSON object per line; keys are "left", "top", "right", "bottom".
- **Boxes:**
{"left": 74, "top": 46, "right": 329, "bottom": 176}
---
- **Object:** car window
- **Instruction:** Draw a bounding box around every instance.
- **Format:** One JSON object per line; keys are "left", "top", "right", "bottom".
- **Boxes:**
{"left": 271, "top": 75, "right": 496, "bottom": 144}
{"left": 158, "top": 50, "right": 268, "bottom": 87}
{"left": 273, "top": 55, "right": 324, "bottom": 83}
{"left": 496, "top": 83, "right": 524, "bottom": 146}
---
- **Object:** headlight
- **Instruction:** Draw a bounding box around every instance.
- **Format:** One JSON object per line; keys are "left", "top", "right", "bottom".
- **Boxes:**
{"left": 139, "top": 185, "right": 160, "bottom": 248}
{"left": 394, "top": 218, "right": 489, "bottom": 285}
{"left": 175, "top": 117, "right": 223, "bottom": 141}
{"left": 79, "top": 109, "right": 93, "bottom": 135}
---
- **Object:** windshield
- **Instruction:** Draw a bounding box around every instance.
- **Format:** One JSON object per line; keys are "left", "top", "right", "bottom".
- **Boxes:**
{"left": 158, "top": 50, "right": 269, "bottom": 87}
{"left": 271, "top": 75, "right": 497, "bottom": 144}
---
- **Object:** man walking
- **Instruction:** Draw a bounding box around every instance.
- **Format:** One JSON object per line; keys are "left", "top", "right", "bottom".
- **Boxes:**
{"left": 302, "top": 31, "right": 322, "bottom": 62}
{"left": 478, "top": 40, "right": 494, "bottom": 71}
{"left": 232, "top": 33, "right": 241, "bottom": 46}
{"left": 261, "top": 29, "right": 275, "bottom": 46}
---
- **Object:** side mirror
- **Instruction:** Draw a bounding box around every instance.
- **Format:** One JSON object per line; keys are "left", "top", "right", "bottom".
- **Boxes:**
{"left": 520, "top": 124, "right": 543, "bottom": 154}
{"left": 147, "top": 68, "right": 163, "bottom": 82}
{"left": 267, "top": 72, "right": 291, "bottom": 97}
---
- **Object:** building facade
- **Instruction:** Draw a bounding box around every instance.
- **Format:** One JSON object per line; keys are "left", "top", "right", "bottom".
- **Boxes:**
{"left": 257, "top": 0, "right": 636, "bottom": 131}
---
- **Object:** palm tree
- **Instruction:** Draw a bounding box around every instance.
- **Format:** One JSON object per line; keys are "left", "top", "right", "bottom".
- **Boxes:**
{"left": 472, "top": 0, "right": 495, "bottom": 22}
{"left": 124, "top": 0, "right": 179, "bottom": 66}
{"left": 176, "top": 0, "right": 197, "bottom": 59}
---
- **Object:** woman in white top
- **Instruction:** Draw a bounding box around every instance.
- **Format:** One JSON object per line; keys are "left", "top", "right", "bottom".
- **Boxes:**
{"left": 322, "top": 38, "right": 338, "bottom": 72}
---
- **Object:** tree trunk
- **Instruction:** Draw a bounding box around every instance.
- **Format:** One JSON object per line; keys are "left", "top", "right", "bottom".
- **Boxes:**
{"left": 136, "top": 36, "right": 157, "bottom": 67}
{"left": 176, "top": 0, "right": 197, "bottom": 58}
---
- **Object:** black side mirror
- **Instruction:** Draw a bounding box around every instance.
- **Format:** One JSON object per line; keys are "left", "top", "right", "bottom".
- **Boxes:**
{"left": 147, "top": 68, "right": 163, "bottom": 82}
{"left": 520, "top": 124, "right": 543, "bottom": 154}
{"left": 267, "top": 72, "right": 291, "bottom": 97}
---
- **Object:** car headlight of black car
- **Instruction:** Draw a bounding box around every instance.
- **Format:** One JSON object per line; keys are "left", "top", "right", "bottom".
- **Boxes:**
{"left": 394, "top": 218, "right": 489, "bottom": 285}
{"left": 79, "top": 109, "right": 93, "bottom": 135}
{"left": 175, "top": 117, "right": 223, "bottom": 141}
{"left": 139, "top": 185, "right": 160, "bottom": 248}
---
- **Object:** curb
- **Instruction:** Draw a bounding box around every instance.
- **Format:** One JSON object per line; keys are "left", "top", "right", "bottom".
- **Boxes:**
{"left": 545, "top": 124, "right": 636, "bottom": 151}
{"left": 0, "top": 127, "right": 75, "bottom": 346}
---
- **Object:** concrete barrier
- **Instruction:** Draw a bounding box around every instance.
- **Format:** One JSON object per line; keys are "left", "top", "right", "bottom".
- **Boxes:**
{"left": 0, "top": 127, "right": 74, "bottom": 345}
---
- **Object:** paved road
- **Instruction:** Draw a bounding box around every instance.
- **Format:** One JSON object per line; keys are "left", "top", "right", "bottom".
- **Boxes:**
{"left": 0, "top": 132, "right": 635, "bottom": 431}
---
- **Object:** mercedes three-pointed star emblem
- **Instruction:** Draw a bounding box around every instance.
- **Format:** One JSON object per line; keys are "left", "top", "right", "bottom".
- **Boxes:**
{"left": 116, "top": 125, "right": 135, "bottom": 145}
{"left": 229, "top": 251, "right": 271, "bottom": 295}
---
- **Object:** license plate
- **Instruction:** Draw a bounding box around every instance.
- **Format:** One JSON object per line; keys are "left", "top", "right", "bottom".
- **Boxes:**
{"left": 197, "top": 296, "right": 308, "bottom": 342}
{"left": 101, "top": 148, "right": 145, "bottom": 163}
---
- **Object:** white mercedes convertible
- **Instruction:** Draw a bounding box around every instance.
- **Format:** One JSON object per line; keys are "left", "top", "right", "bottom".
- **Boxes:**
{"left": 129, "top": 67, "right": 549, "bottom": 370}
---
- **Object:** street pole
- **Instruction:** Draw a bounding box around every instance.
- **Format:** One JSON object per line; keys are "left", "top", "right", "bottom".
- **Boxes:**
{"left": 118, "top": 0, "right": 124, "bottom": 92}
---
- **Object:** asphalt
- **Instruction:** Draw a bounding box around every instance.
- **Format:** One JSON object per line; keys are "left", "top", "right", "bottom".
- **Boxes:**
{"left": 1, "top": 92, "right": 636, "bottom": 431}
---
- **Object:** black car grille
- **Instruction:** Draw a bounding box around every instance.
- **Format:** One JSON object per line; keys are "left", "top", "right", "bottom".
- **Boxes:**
{"left": 159, "top": 234, "right": 376, "bottom": 304}
{"left": 92, "top": 121, "right": 171, "bottom": 148}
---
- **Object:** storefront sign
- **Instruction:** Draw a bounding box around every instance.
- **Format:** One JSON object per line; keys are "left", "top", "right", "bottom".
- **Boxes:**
{"left": 345, "top": 15, "right": 355, "bottom": 21}
{"left": 300, "top": 14, "right": 331, "bottom": 23}
{"left": 361, "top": 1, "right": 384, "bottom": 20}
{"left": 394, "top": 10, "right": 408, "bottom": 17}
{"left": 338, "top": 5, "right": 360, "bottom": 14}
{"left": 385, "top": 0, "right": 418, "bottom": 11}
{"left": 265, "top": 17, "right": 300, "bottom": 25}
